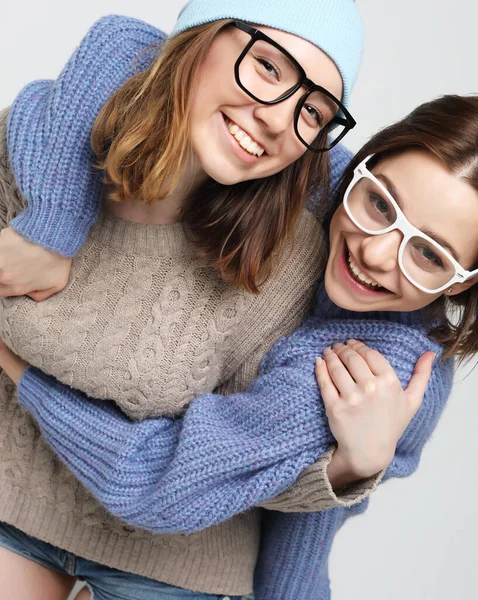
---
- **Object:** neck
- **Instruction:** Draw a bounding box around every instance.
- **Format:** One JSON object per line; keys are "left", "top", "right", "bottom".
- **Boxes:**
{"left": 103, "top": 155, "right": 208, "bottom": 225}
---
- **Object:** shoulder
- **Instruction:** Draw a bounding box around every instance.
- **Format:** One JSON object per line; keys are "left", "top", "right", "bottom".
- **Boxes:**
{"left": 263, "top": 316, "right": 447, "bottom": 374}
{"left": 329, "top": 143, "right": 353, "bottom": 186}
{"left": 265, "top": 210, "right": 326, "bottom": 300}
{"left": 228, "top": 213, "right": 325, "bottom": 370}
{"left": 307, "top": 143, "right": 353, "bottom": 217}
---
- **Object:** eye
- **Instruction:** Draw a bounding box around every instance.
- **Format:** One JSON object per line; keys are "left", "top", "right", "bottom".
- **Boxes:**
{"left": 254, "top": 56, "right": 281, "bottom": 81}
{"left": 366, "top": 192, "right": 394, "bottom": 225}
{"left": 371, "top": 194, "right": 389, "bottom": 215}
{"left": 413, "top": 244, "right": 445, "bottom": 269}
{"left": 300, "top": 103, "right": 324, "bottom": 129}
{"left": 303, "top": 103, "right": 323, "bottom": 127}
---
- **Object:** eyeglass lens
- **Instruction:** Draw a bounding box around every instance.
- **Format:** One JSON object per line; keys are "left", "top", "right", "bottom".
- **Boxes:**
{"left": 237, "top": 39, "right": 344, "bottom": 150}
{"left": 346, "top": 177, "right": 456, "bottom": 290}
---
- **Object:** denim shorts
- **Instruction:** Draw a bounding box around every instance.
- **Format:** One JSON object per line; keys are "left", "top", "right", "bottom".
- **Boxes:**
{"left": 0, "top": 522, "right": 242, "bottom": 600}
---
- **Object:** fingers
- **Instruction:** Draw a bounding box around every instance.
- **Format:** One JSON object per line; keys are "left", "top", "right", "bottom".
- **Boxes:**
{"left": 343, "top": 339, "right": 395, "bottom": 377}
{"left": 320, "top": 347, "right": 358, "bottom": 396}
{"left": 315, "top": 357, "right": 340, "bottom": 410}
{"left": 404, "top": 351, "right": 435, "bottom": 414}
{"left": 27, "top": 287, "right": 58, "bottom": 302}
{"left": 330, "top": 342, "right": 375, "bottom": 384}
{"left": 0, "top": 283, "right": 23, "bottom": 298}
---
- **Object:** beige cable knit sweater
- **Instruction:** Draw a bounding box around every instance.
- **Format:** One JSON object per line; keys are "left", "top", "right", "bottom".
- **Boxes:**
{"left": 0, "top": 109, "right": 377, "bottom": 595}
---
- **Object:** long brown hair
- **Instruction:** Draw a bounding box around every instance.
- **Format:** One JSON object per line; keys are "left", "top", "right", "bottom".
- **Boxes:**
{"left": 91, "top": 20, "right": 330, "bottom": 293}
{"left": 328, "top": 95, "right": 478, "bottom": 361}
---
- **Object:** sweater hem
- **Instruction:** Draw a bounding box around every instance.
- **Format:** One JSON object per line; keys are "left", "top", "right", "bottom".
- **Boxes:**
{"left": 0, "top": 484, "right": 255, "bottom": 595}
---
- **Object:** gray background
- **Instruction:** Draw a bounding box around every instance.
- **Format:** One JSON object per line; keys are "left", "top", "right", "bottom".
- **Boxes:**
{"left": 1, "top": 1, "right": 477, "bottom": 599}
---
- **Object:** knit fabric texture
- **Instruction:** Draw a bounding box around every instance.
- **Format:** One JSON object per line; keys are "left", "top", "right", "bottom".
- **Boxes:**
{"left": 16, "top": 283, "right": 453, "bottom": 599}
{"left": 4, "top": 15, "right": 453, "bottom": 599}
{"left": 172, "top": 0, "right": 364, "bottom": 108}
{"left": 7, "top": 16, "right": 165, "bottom": 256}
{"left": 0, "top": 101, "right": 374, "bottom": 594}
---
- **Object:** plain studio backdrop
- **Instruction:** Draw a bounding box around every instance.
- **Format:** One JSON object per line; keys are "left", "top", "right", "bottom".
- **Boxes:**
{"left": 1, "top": 1, "right": 477, "bottom": 599}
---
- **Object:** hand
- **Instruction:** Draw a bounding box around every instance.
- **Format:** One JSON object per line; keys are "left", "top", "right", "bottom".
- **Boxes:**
{"left": 0, "top": 337, "right": 29, "bottom": 384}
{"left": 316, "top": 339, "right": 435, "bottom": 480}
{"left": 0, "top": 227, "right": 72, "bottom": 301}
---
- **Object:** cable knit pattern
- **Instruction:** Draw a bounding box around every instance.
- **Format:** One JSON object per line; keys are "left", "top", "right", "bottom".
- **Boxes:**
{"left": 2, "top": 15, "right": 453, "bottom": 598}
{"left": 17, "top": 284, "right": 453, "bottom": 600}
{"left": 0, "top": 107, "right": 364, "bottom": 594}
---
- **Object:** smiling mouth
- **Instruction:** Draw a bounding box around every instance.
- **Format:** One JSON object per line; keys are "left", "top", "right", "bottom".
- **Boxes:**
{"left": 223, "top": 115, "right": 266, "bottom": 157}
{"left": 346, "top": 246, "right": 388, "bottom": 291}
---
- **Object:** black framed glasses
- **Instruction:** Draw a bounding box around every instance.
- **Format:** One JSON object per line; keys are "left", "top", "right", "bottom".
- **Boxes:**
{"left": 231, "top": 21, "right": 356, "bottom": 152}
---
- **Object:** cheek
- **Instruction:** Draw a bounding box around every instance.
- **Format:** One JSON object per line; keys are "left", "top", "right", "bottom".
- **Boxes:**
{"left": 268, "top": 142, "right": 306, "bottom": 174}
{"left": 328, "top": 207, "right": 349, "bottom": 244}
{"left": 397, "top": 276, "right": 442, "bottom": 310}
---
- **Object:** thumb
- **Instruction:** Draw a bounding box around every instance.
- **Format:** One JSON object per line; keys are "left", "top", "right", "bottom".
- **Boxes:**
{"left": 27, "top": 287, "right": 58, "bottom": 302}
{"left": 404, "top": 351, "right": 435, "bottom": 414}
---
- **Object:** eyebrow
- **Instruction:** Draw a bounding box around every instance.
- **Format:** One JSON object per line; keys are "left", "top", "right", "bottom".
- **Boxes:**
{"left": 376, "top": 173, "right": 461, "bottom": 263}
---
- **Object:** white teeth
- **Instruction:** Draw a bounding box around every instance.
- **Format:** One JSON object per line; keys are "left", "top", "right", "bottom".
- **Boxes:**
{"left": 246, "top": 140, "right": 258, "bottom": 153}
{"left": 226, "top": 118, "right": 265, "bottom": 157}
{"left": 347, "top": 253, "right": 383, "bottom": 289}
{"left": 240, "top": 135, "right": 252, "bottom": 149}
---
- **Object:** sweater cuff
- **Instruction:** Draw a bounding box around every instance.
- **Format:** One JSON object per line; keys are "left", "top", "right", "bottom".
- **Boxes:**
{"left": 11, "top": 207, "right": 97, "bottom": 257}
{"left": 260, "top": 448, "right": 385, "bottom": 512}
{"left": 17, "top": 366, "right": 50, "bottom": 414}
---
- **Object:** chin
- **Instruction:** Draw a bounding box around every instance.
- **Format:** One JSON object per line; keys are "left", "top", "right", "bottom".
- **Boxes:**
{"left": 208, "top": 171, "right": 245, "bottom": 186}
{"left": 324, "top": 272, "right": 369, "bottom": 312}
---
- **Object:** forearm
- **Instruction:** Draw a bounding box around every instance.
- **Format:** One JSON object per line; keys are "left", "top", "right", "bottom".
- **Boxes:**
{"left": 8, "top": 16, "right": 165, "bottom": 255}
{"left": 14, "top": 317, "right": 450, "bottom": 529}
{"left": 17, "top": 365, "right": 332, "bottom": 533}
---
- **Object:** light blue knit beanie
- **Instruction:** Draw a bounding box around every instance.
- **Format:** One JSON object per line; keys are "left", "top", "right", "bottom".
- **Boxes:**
{"left": 171, "top": 0, "right": 364, "bottom": 109}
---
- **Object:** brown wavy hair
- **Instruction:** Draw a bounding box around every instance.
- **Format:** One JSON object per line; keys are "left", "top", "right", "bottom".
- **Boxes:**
{"left": 327, "top": 95, "right": 478, "bottom": 361}
{"left": 91, "top": 19, "right": 330, "bottom": 293}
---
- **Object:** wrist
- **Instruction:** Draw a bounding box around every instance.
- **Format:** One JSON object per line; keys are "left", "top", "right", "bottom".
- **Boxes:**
{"left": 0, "top": 344, "right": 29, "bottom": 385}
{"left": 327, "top": 446, "right": 364, "bottom": 490}
{"left": 327, "top": 446, "right": 384, "bottom": 490}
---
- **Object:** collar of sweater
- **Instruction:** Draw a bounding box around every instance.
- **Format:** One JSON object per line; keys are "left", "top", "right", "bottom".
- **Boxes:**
{"left": 88, "top": 210, "right": 192, "bottom": 258}
{"left": 314, "top": 280, "right": 429, "bottom": 330}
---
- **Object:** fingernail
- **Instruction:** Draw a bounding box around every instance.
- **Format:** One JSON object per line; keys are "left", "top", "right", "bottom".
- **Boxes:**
{"left": 316, "top": 357, "right": 323, "bottom": 364}
{"left": 323, "top": 347, "right": 332, "bottom": 356}
{"left": 347, "top": 339, "right": 358, "bottom": 345}
{"left": 332, "top": 342, "right": 343, "bottom": 350}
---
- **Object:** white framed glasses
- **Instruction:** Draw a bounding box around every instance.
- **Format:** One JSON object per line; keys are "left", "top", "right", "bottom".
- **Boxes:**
{"left": 342, "top": 155, "right": 478, "bottom": 294}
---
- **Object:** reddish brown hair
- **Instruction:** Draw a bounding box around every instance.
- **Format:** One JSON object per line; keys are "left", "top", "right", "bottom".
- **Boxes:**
{"left": 328, "top": 95, "right": 478, "bottom": 361}
{"left": 91, "top": 20, "right": 330, "bottom": 293}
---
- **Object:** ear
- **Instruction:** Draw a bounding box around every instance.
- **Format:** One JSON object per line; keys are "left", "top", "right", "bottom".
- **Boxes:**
{"left": 445, "top": 276, "right": 478, "bottom": 297}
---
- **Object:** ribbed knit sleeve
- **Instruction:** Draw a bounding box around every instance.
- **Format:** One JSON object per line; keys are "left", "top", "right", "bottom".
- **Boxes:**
{"left": 254, "top": 323, "right": 454, "bottom": 600}
{"left": 7, "top": 15, "right": 165, "bottom": 256}
{"left": 17, "top": 315, "right": 452, "bottom": 536}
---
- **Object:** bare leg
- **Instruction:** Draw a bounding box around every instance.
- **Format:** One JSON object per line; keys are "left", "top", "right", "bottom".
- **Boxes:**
{"left": 73, "top": 588, "right": 92, "bottom": 600}
{"left": 0, "top": 545, "right": 76, "bottom": 600}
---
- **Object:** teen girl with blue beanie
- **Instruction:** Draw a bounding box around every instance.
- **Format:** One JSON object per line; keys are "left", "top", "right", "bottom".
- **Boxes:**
{"left": 2, "top": 94, "right": 478, "bottom": 600}
{"left": 0, "top": 2, "right": 383, "bottom": 599}
{"left": 0, "top": 1, "right": 467, "bottom": 599}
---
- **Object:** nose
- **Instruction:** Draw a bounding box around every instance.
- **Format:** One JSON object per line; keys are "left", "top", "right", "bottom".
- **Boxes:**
{"left": 361, "top": 230, "right": 402, "bottom": 272}
{"left": 253, "top": 93, "right": 298, "bottom": 136}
